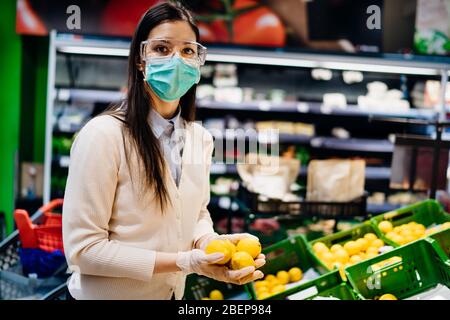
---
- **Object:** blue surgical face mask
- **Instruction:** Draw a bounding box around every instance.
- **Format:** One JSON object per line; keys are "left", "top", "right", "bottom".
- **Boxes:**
{"left": 144, "top": 55, "right": 201, "bottom": 102}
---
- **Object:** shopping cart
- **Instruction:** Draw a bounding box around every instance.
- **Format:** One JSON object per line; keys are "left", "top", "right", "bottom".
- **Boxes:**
{"left": 0, "top": 199, "right": 69, "bottom": 300}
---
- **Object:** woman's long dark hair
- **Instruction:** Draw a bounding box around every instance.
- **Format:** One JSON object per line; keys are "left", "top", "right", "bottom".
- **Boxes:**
{"left": 112, "top": 2, "right": 199, "bottom": 210}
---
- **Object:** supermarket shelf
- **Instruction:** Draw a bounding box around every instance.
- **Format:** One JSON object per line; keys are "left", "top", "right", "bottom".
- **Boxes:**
{"left": 211, "top": 163, "right": 391, "bottom": 181}
{"left": 310, "top": 137, "right": 394, "bottom": 153}
{"left": 210, "top": 131, "right": 312, "bottom": 144}
{"left": 197, "top": 99, "right": 438, "bottom": 121}
{"left": 55, "top": 88, "right": 125, "bottom": 103}
{"left": 51, "top": 89, "right": 438, "bottom": 121}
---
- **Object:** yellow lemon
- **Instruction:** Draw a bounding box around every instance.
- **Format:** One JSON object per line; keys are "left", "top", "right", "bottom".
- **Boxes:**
{"left": 366, "top": 246, "right": 379, "bottom": 255}
{"left": 350, "top": 255, "right": 363, "bottom": 264}
{"left": 288, "top": 267, "right": 303, "bottom": 282}
{"left": 356, "top": 238, "right": 370, "bottom": 252}
{"left": 343, "top": 241, "right": 359, "bottom": 256}
{"left": 313, "top": 242, "right": 329, "bottom": 254}
{"left": 270, "top": 284, "right": 286, "bottom": 295}
{"left": 209, "top": 290, "right": 224, "bottom": 300}
{"left": 400, "top": 229, "right": 413, "bottom": 238}
{"left": 225, "top": 239, "right": 236, "bottom": 256}
{"left": 257, "top": 291, "right": 271, "bottom": 300}
{"left": 378, "top": 221, "right": 393, "bottom": 233}
{"left": 254, "top": 280, "right": 269, "bottom": 289}
{"left": 371, "top": 239, "right": 384, "bottom": 248}
{"left": 276, "top": 270, "right": 290, "bottom": 285}
{"left": 403, "top": 235, "right": 416, "bottom": 244}
{"left": 267, "top": 278, "right": 280, "bottom": 288}
{"left": 333, "top": 249, "right": 349, "bottom": 264}
{"left": 256, "top": 286, "right": 269, "bottom": 295}
{"left": 364, "top": 233, "right": 377, "bottom": 242}
{"left": 390, "top": 234, "right": 404, "bottom": 244}
{"left": 205, "top": 239, "right": 233, "bottom": 264}
{"left": 236, "top": 238, "right": 261, "bottom": 259}
{"left": 320, "top": 251, "right": 336, "bottom": 264}
{"left": 379, "top": 293, "right": 397, "bottom": 300}
{"left": 385, "top": 231, "right": 397, "bottom": 239}
{"left": 265, "top": 274, "right": 276, "bottom": 282}
{"left": 330, "top": 244, "right": 343, "bottom": 253}
{"left": 231, "top": 251, "right": 256, "bottom": 270}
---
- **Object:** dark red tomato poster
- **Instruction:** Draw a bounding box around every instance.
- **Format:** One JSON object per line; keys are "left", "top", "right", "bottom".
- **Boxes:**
{"left": 16, "top": 0, "right": 384, "bottom": 54}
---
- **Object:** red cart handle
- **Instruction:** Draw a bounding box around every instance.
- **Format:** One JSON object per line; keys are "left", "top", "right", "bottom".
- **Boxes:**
{"left": 38, "top": 199, "right": 64, "bottom": 214}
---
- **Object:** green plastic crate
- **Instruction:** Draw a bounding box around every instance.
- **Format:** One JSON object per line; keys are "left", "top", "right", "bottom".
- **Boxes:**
{"left": 370, "top": 200, "right": 450, "bottom": 247}
{"left": 426, "top": 228, "right": 450, "bottom": 263}
{"left": 260, "top": 270, "right": 358, "bottom": 300}
{"left": 246, "top": 234, "right": 329, "bottom": 300}
{"left": 308, "top": 221, "right": 384, "bottom": 271}
{"left": 184, "top": 274, "right": 250, "bottom": 300}
{"left": 345, "top": 239, "right": 450, "bottom": 300}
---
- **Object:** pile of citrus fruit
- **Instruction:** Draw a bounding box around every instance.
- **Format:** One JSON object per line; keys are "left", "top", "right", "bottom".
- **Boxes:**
{"left": 253, "top": 267, "right": 303, "bottom": 300}
{"left": 205, "top": 237, "right": 262, "bottom": 270}
{"left": 312, "top": 233, "right": 385, "bottom": 270}
{"left": 378, "top": 293, "right": 397, "bottom": 300}
{"left": 201, "top": 289, "right": 224, "bottom": 300}
{"left": 378, "top": 220, "right": 450, "bottom": 245}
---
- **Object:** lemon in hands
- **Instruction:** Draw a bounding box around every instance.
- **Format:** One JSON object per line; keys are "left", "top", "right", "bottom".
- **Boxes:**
{"left": 231, "top": 251, "right": 256, "bottom": 270}
{"left": 205, "top": 239, "right": 233, "bottom": 264}
{"left": 236, "top": 238, "right": 261, "bottom": 259}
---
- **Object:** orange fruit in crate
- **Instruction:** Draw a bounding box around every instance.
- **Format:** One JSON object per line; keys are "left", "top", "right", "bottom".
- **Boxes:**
{"left": 379, "top": 293, "right": 398, "bottom": 300}
{"left": 333, "top": 249, "right": 350, "bottom": 264}
{"left": 313, "top": 242, "right": 329, "bottom": 254}
{"left": 209, "top": 290, "right": 224, "bottom": 300}
{"left": 356, "top": 238, "right": 370, "bottom": 252}
{"left": 371, "top": 239, "right": 384, "bottom": 248}
{"left": 344, "top": 241, "right": 359, "bottom": 256}
{"left": 330, "top": 244, "right": 343, "bottom": 253}
{"left": 288, "top": 267, "right": 303, "bottom": 282}
{"left": 276, "top": 271, "right": 290, "bottom": 285}
{"left": 378, "top": 221, "right": 393, "bottom": 233}
{"left": 364, "top": 233, "right": 378, "bottom": 242}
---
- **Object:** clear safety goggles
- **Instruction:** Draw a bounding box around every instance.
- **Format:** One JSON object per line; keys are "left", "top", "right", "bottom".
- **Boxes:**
{"left": 140, "top": 38, "right": 207, "bottom": 67}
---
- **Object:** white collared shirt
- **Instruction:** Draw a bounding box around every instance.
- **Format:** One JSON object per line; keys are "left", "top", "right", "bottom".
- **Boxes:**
{"left": 149, "top": 107, "right": 184, "bottom": 187}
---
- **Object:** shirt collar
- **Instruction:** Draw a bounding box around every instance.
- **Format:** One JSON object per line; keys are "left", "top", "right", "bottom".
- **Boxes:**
{"left": 149, "top": 107, "right": 182, "bottom": 138}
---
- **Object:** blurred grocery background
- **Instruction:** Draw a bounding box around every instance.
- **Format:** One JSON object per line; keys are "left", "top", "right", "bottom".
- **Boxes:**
{"left": 0, "top": 0, "right": 449, "bottom": 300}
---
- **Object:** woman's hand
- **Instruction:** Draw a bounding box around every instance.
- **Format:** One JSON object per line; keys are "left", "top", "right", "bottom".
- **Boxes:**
{"left": 176, "top": 249, "right": 264, "bottom": 285}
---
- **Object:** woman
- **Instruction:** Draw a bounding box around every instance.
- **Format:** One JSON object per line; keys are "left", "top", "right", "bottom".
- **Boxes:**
{"left": 62, "top": 2, "right": 265, "bottom": 300}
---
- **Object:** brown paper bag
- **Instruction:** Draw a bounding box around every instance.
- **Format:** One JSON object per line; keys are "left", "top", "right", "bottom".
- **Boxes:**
{"left": 307, "top": 159, "right": 365, "bottom": 202}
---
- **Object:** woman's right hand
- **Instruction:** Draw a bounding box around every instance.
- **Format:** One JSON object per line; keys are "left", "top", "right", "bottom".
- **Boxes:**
{"left": 176, "top": 249, "right": 264, "bottom": 285}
